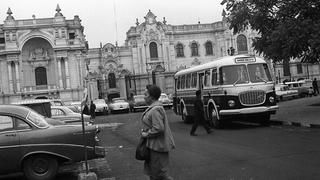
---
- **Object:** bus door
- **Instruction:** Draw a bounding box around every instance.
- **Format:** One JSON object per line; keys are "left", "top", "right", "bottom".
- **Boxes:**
{"left": 198, "top": 72, "right": 204, "bottom": 92}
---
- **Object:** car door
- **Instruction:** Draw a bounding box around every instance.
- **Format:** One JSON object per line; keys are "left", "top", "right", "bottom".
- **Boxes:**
{"left": 0, "top": 115, "right": 20, "bottom": 174}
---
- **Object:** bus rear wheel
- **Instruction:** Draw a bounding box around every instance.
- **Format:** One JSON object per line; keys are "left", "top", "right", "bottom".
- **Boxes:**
{"left": 210, "top": 106, "right": 222, "bottom": 128}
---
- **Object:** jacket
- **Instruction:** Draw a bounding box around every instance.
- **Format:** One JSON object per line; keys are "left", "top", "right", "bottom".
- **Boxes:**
{"left": 141, "top": 101, "right": 175, "bottom": 152}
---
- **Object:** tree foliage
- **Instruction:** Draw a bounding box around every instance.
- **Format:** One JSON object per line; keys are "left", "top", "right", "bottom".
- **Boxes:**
{"left": 221, "top": 0, "right": 320, "bottom": 63}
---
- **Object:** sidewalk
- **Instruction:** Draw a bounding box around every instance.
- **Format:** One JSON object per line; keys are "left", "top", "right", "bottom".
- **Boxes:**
{"left": 272, "top": 96, "right": 320, "bottom": 128}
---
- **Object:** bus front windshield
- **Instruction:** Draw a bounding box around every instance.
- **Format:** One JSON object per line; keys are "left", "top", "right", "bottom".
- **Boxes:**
{"left": 220, "top": 65, "right": 249, "bottom": 85}
{"left": 220, "top": 64, "right": 272, "bottom": 85}
{"left": 247, "top": 63, "right": 272, "bottom": 83}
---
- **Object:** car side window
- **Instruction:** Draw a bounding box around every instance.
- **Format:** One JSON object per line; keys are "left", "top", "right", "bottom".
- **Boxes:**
{"left": 15, "top": 119, "right": 32, "bottom": 130}
{"left": 0, "top": 115, "right": 14, "bottom": 132}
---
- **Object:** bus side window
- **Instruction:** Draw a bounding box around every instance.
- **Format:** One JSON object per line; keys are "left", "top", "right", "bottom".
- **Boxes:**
{"left": 191, "top": 73, "right": 197, "bottom": 88}
{"left": 204, "top": 70, "right": 211, "bottom": 87}
{"left": 186, "top": 74, "right": 191, "bottom": 89}
{"left": 177, "top": 77, "right": 181, "bottom": 90}
{"left": 212, "top": 69, "right": 218, "bottom": 86}
{"left": 181, "top": 75, "right": 186, "bottom": 89}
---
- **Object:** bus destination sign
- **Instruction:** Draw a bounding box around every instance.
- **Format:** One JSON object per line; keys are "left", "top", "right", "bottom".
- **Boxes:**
{"left": 235, "top": 57, "right": 256, "bottom": 63}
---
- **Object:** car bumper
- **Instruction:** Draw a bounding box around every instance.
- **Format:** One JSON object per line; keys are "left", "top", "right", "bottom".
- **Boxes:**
{"left": 133, "top": 105, "right": 148, "bottom": 110}
{"left": 94, "top": 146, "right": 105, "bottom": 158}
{"left": 219, "top": 105, "right": 279, "bottom": 115}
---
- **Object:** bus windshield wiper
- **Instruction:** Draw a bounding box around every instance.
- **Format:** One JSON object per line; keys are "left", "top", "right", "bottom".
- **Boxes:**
{"left": 256, "top": 76, "right": 267, "bottom": 83}
{"left": 233, "top": 78, "right": 240, "bottom": 86}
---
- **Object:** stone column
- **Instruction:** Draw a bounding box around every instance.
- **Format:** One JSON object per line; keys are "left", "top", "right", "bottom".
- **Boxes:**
{"left": 119, "top": 76, "right": 127, "bottom": 99}
{"left": 76, "top": 55, "right": 83, "bottom": 87}
{"left": 7, "top": 62, "right": 13, "bottom": 92}
{"left": 15, "top": 61, "right": 20, "bottom": 92}
{"left": 57, "top": 58, "right": 63, "bottom": 88}
{"left": 64, "top": 58, "right": 71, "bottom": 89}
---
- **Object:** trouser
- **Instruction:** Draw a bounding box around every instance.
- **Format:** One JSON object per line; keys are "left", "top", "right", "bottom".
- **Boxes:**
{"left": 190, "top": 116, "right": 211, "bottom": 134}
{"left": 144, "top": 150, "right": 173, "bottom": 180}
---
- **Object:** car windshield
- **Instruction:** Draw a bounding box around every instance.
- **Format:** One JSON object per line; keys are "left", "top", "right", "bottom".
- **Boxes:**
{"left": 62, "top": 107, "right": 74, "bottom": 114}
{"left": 94, "top": 99, "right": 106, "bottom": 104}
{"left": 134, "top": 97, "right": 145, "bottom": 102}
{"left": 220, "top": 65, "right": 249, "bottom": 85}
{"left": 247, "top": 63, "right": 272, "bottom": 83}
{"left": 113, "top": 99, "right": 125, "bottom": 103}
{"left": 159, "top": 94, "right": 168, "bottom": 99}
{"left": 26, "top": 110, "right": 49, "bottom": 128}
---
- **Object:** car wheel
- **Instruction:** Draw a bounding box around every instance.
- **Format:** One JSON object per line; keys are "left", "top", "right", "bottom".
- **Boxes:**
{"left": 23, "top": 154, "right": 58, "bottom": 180}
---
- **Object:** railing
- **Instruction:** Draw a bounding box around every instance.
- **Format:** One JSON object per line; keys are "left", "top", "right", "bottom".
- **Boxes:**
{"left": 23, "top": 85, "right": 58, "bottom": 92}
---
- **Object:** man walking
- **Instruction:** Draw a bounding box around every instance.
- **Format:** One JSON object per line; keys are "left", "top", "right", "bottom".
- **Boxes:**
{"left": 190, "top": 90, "right": 213, "bottom": 136}
{"left": 313, "top": 78, "right": 319, "bottom": 96}
{"left": 90, "top": 100, "right": 96, "bottom": 120}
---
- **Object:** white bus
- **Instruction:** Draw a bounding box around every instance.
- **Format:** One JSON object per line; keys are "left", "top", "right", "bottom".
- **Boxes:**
{"left": 173, "top": 55, "right": 278, "bottom": 127}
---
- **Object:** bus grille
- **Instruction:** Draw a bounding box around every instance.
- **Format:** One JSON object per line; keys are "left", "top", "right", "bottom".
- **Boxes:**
{"left": 239, "top": 90, "right": 265, "bottom": 106}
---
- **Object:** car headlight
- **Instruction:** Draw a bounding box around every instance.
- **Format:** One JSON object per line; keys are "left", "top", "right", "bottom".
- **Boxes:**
{"left": 269, "top": 96, "right": 275, "bottom": 103}
{"left": 228, "top": 100, "right": 235, "bottom": 107}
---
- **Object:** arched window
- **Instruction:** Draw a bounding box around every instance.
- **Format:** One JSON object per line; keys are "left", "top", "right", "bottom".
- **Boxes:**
{"left": 108, "top": 73, "right": 116, "bottom": 88}
{"left": 191, "top": 42, "right": 199, "bottom": 56}
{"left": 149, "top": 42, "right": 158, "bottom": 59}
{"left": 35, "top": 67, "right": 47, "bottom": 86}
{"left": 205, "top": 41, "right": 213, "bottom": 55}
{"left": 176, "top": 43, "right": 184, "bottom": 57}
{"left": 237, "top": 34, "right": 248, "bottom": 54}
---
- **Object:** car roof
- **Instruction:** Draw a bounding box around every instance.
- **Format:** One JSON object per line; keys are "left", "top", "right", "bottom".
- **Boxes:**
{"left": 12, "top": 99, "right": 51, "bottom": 105}
{"left": 0, "top": 105, "right": 30, "bottom": 118}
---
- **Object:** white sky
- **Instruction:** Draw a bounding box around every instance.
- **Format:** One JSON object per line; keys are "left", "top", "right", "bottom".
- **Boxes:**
{"left": 1, "top": 0, "right": 225, "bottom": 48}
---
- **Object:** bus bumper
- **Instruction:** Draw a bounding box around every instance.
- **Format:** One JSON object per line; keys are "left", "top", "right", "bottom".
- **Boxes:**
{"left": 219, "top": 105, "right": 279, "bottom": 115}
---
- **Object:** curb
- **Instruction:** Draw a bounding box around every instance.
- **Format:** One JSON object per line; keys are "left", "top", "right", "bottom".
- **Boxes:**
{"left": 271, "top": 120, "right": 320, "bottom": 128}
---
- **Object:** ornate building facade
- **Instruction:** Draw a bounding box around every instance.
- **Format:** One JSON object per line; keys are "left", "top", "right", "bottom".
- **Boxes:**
{"left": 0, "top": 5, "right": 88, "bottom": 104}
{"left": 87, "top": 10, "right": 260, "bottom": 100}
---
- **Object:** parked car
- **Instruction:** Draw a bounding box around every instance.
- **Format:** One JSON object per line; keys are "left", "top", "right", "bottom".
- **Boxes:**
{"left": 159, "top": 93, "right": 173, "bottom": 109}
{"left": 0, "top": 105, "right": 105, "bottom": 180}
{"left": 51, "top": 106, "right": 91, "bottom": 124}
{"left": 129, "top": 95, "right": 148, "bottom": 112}
{"left": 70, "top": 101, "right": 82, "bottom": 112}
{"left": 93, "top": 99, "right": 109, "bottom": 115}
{"left": 275, "top": 84, "right": 299, "bottom": 101}
{"left": 285, "top": 81, "right": 309, "bottom": 97}
{"left": 109, "top": 98, "right": 130, "bottom": 113}
{"left": 11, "top": 99, "right": 65, "bottom": 125}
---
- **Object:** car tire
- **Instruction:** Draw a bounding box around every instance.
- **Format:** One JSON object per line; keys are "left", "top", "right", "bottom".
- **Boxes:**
{"left": 23, "top": 154, "right": 58, "bottom": 180}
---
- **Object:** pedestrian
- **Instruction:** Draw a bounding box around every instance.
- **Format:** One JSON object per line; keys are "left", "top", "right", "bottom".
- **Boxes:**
{"left": 140, "top": 84, "right": 175, "bottom": 180}
{"left": 90, "top": 100, "right": 96, "bottom": 120}
{"left": 312, "top": 78, "right": 319, "bottom": 96}
{"left": 82, "top": 103, "right": 90, "bottom": 115}
{"left": 190, "top": 90, "right": 213, "bottom": 136}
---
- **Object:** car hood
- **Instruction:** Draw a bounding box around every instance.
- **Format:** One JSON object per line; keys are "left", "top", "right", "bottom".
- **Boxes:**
{"left": 95, "top": 103, "right": 108, "bottom": 108}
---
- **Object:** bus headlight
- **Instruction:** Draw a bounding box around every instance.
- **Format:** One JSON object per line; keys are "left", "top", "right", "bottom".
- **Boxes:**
{"left": 228, "top": 100, "right": 235, "bottom": 107}
{"left": 269, "top": 96, "right": 275, "bottom": 103}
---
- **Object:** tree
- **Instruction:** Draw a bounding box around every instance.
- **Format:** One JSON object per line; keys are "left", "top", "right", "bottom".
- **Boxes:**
{"left": 221, "top": 0, "right": 320, "bottom": 63}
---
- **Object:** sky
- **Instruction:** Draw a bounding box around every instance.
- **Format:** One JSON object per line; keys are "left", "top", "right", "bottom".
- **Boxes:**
{"left": 1, "top": 0, "right": 225, "bottom": 48}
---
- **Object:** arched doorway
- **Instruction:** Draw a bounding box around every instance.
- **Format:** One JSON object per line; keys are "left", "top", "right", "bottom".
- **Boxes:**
{"left": 35, "top": 67, "right": 48, "bottom": 86}
{"left": 237, "top": 34, "right": 248, "bottom": 54}
{"left": 108, "top": 72, "right": 116, "bottom": 88}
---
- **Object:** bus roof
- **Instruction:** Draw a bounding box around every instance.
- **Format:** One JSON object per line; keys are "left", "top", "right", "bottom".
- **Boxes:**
{"left": 174, "top": 55, "right": 267, "bottom": 77}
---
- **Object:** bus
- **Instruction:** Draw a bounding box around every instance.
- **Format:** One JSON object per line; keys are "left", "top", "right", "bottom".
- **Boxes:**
{"left": 173, "top": 55, "right": 278, "bottom": 128}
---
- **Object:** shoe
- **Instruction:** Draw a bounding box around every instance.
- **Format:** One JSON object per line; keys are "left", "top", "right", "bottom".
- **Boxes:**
{"left": 207, "top": 129, "right": 213, "bottom": 134}
{"left": 190, "top": 133, "right": 198, "bottom": 136}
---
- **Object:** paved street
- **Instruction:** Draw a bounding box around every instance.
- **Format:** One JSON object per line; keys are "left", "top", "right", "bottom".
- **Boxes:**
{"left": 2, "top": 97, "right": 320, "bottom": 180}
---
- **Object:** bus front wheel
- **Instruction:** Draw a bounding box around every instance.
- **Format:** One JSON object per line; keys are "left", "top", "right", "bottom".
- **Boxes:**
{"left": 181, "top": 106, "right": 192, "bottom": 123}
{"left": 259, "top": 113, "right": 271, "bottom": 126}
{"left": 209, "top": 106, "right": 222, "bottom": 128}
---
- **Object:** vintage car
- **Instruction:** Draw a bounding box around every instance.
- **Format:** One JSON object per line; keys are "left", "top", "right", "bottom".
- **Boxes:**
{"left": 159, "top": 93, "right": 173, "bottom": 109}
{"left": 0, "top": 105, "right": 105, "bottom": 180}
{"left": 51, "top": 106, "right": 91, "bottom": 124}
{"left": 93, "top": 99, "right": 109, "bottom": 115}
{"left": 275, "top": 84, "right": 299, "bottom": 101}
{"left": 109, "top": 98, "right": 130, "bottom": 113}
{"left": 285, "top": 81, "right": 309, "bottom": 97}
{"left": 129, "top": 95, "right": 148, "bottom": 112}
